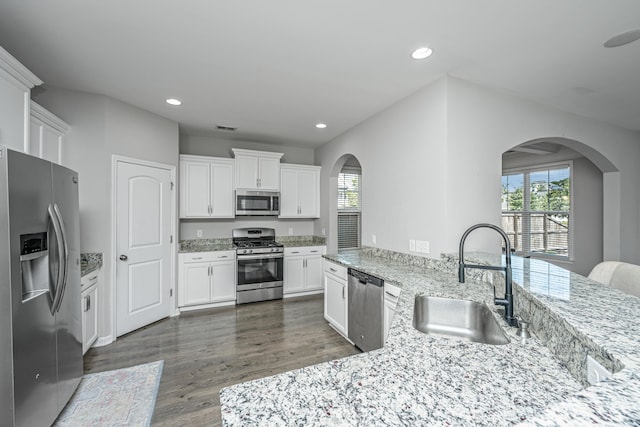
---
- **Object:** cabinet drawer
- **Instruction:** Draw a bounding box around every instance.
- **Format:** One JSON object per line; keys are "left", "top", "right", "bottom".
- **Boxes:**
{"left": 384, "top": 282, "right": 401, "bottom": 299}
{"left": 323, "top": 260, "right": 347, "bottom": 280}
{"left": 181, "top": 250, "right": 236, "bottom": 263}
{"left": 284, "top": 246, "right": 326, "bottom": 257}
{"left": 81, "top": 272, "right": 100, "bottom": 289}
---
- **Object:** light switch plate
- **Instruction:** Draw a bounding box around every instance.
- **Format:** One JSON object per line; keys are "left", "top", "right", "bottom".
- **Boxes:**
{"left": 288, "top": 228, "right": 293, "bottom": 235}
{"left": 196, "top": 229, "right": 203, "bottom": 238}
{"left": 372, "top": 235, "right": 377, "bottom": 244}
{"left": 409, "top": 240, "right": 416, "bottom": 251}
{"left": 415, "top": 240, "right": 430, "bottom": 254}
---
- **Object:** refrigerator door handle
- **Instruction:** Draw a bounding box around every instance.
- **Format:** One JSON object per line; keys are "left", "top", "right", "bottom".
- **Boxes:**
{"left": 53, "top": 204, "right": 69, "bottom": 313}
{"left": 48, "top": 204, "right": 69, "bottom": 314}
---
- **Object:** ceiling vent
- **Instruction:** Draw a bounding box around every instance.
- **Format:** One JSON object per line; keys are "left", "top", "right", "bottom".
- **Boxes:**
{"left": 216, "top": 125, "right": 237, "bottom": 132}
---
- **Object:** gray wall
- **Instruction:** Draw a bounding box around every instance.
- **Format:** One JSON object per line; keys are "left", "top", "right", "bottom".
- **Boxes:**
{"left": 315, "top": 78, "right": 449, "bottom": 255}
{"left": 315, "top": 76, "right": 640, "bottom": 274}
{"left": 502, "top": 150, "right": 603, "bottom": 276}
{"left": 180, "top": 133, "right": 315, "bottom": 164}
{"left": 33, "top": 86, "right": 179, "bottom": 341}
{"left": 179, "top": 133, "right": 318, "bottom": 240}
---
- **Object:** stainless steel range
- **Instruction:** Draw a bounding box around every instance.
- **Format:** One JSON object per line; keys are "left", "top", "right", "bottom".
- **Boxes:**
{"left": 233, "top": 228, "right": 284, "bottom": 304}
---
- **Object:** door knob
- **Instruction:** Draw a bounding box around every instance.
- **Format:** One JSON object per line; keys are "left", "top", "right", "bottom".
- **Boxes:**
{"left": 119, "top": 254, "right": 128, "bottom": 261}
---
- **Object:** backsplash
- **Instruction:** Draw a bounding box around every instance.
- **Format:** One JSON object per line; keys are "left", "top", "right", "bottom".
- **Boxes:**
{"left": 179, "top": 238, "right": 233, "bottom": 252}
{"left": 276, "top": 235, "right": 326, "bottom": 245}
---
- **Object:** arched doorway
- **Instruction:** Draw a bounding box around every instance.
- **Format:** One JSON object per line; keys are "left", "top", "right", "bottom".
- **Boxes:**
{"left": 501, "top": 138, "right": 618, "bottom": 275}
{"left": 326, "top": 154, "right": 362, "bottom": 254}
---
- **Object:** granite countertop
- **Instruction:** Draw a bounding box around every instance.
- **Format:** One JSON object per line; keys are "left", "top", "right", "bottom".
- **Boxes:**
{"left": 279, "top": 240, "right": 326, "bottom": 248}
{"left": 219, "top": 250, "right": 640, "bottom": 425}
{"left": 80, "top": 253, "right": 102, "bottom": 277}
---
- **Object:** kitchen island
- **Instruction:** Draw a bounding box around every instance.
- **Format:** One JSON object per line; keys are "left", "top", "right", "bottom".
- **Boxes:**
{"left": 220, "top": 249, "right": 640, "bottom": 425}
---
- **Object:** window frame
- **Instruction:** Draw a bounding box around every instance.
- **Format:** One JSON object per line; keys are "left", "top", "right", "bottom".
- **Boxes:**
{"left": 337, "top": 168, "right": 362, "bottom": 250}
{"left": 502, "top": 160, "right": 574, "bottom": 261}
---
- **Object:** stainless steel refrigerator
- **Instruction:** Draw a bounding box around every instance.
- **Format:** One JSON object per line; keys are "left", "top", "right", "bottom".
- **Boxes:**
{"left": 0, "top": 146, "right": 83, "bottom": 427}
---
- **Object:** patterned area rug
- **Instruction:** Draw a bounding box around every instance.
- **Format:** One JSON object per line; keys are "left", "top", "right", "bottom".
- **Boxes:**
{"left": 54, "top": 360, "right": 163, "bottom": 427}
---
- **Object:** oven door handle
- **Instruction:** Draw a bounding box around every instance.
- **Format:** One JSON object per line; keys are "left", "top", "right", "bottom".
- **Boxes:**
{"left": 237, "top": 253, "right": 284, "bottom": 260}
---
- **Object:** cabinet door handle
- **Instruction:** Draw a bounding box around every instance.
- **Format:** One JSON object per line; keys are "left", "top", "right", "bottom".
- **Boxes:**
{"left": 89, "top": 275, "right": 98, "bottom": 281}
{"left": 192, "top": 257, "right": 203, "bottom": 260}
{"left": 310, "top": 250, "right": 318, "bottom": 253}
{"left": 85, "top": 295, "right": 91, "bottom": 312}
{"left": 342, "top": 284, "right": 345, "bottom": 299}
{"left": 217, "top": 255, "right": 228, "bottom": 259}
{"left": 329, "top": 267, "right": 337, "bottom": 272}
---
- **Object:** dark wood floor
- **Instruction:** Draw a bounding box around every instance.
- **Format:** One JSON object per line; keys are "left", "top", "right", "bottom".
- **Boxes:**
{"left": 83, "top": 295, "right": 360, "bottom": 426}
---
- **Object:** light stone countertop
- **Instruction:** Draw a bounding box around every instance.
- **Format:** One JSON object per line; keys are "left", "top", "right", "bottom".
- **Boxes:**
{"left": 80, "top": 252, "right": 102, "bottom": 277}
{"left": 220, "top": 249, "right": 640, "bottom": 425}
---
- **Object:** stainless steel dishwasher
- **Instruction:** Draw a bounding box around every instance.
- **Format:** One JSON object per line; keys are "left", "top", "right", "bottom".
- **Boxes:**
{"left": 348, "top": 268, "right": 384, "bottom": 352}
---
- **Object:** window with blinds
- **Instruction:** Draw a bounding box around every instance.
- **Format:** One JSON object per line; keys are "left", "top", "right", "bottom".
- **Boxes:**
{"left": 338, "top": 170, "right": 361, "bottom": 249}
{"left": 501, "top": 162, "right": 572, "bottom": 259}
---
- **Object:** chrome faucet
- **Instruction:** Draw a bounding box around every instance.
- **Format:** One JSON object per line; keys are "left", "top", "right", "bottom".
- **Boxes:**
{"left": 458, "top": 223, "right": 518, "bottom": 327}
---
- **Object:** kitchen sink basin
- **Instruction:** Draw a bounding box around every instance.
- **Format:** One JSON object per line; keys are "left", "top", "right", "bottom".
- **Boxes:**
{"left": 412, "top": 295, "right": 510, "bottom": 345}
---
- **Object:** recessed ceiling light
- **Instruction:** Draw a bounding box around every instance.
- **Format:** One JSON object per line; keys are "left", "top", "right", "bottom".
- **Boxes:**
{"left": 315, "top": 123, "right": 327, "bottom": 129}
{"left": 165, "top": 98, "right": 182, "bottom": 106}
{"left": 411, "top": 47, "right": 433, "bottom": 60}
{"left": 604, "top": 29, "right": 640, "bottom": 48}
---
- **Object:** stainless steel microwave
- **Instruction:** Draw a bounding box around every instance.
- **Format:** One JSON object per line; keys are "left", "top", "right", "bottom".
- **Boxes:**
{"left": 235, "top": 190, "right": 280, "bottom": 216}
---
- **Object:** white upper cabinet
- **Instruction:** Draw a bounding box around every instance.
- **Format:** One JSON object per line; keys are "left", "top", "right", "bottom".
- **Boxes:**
{"left": 179, "top": 155, "right": 235, "bottom": 218}
{"left": 29, "top": 101, "right": 69, "bottom": 165}
{"left": 232, "top": 148, "right": 283, "bottom": 190}
{"left": 279, "top": 164, "right": 321, "bottom": 218}
{"left": 0, "top": 45, "right": 42, "bottom": 153}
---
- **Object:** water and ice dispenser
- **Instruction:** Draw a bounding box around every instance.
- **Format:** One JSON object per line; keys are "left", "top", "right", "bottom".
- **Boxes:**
{"left": 19, "top": 232, "right": 50, "bottom": 303}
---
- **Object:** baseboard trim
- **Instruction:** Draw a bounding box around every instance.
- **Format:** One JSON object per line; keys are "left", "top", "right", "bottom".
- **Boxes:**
{"left": 93, "top": 335, "right": 114, "bottom": 348}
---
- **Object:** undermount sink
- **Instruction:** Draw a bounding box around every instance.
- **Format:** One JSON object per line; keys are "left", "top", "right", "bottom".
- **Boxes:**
{"left": 412, "top": 295, "right": 510, "bottom": 345}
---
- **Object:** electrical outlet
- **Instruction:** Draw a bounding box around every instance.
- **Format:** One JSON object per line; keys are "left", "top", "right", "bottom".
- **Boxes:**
{"left": 196, "top": 229, "right": 203, "bottom": 238}
{"left": 587, "top": 355, "right": 612, "bottom": 385}
{"left": 409, "top": 240, "right": 416, "bottom": 251}
{"left": 372, "top": 235, "right": 377, "bottom": 244}
{"left": 415, "top": 240, "right": 430, "bottom": 254}
{"left": 288, "top": 227, "right": 293, "bottom": 235}
{"left": 322, "top": 228, "right": 326, "bottom": 236}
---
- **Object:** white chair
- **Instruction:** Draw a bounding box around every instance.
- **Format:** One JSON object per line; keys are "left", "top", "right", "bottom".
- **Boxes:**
{"left": 588, "top": 261, "right": 640, "bottom": 298}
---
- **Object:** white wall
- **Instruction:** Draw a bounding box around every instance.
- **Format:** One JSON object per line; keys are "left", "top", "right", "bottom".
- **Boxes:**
{"left": 33, "top": 86, "right": 179, "bottom": 341}
{"left": 315, "top": 78, "right": 449, "bottom": 255}
{"left": 179, "top": 133, "right": 318, "bottom": 239}
{"left": 315, "top": 76, "right": 640, "bottom": 271}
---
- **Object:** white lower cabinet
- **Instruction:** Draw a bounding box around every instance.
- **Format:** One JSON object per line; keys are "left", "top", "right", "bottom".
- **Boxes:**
{"left": 323, "top": 260, "right": 348, "bottom": 337}
{"left": 383, "top": 282, "right": 401, "bottom": 344}
{"left": 81, "top": 271, "right": 100, "bottom": 355}
{"left": 179, "top": 251, "right": 236, "bottom": 310}
{"left": 283, "top": 246, "right": 325, "bottom": 296}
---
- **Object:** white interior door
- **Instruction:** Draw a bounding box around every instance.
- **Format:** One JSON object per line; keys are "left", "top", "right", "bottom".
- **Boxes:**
{"left": 116, "top": 160, "right": 172, "bottom": 336}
